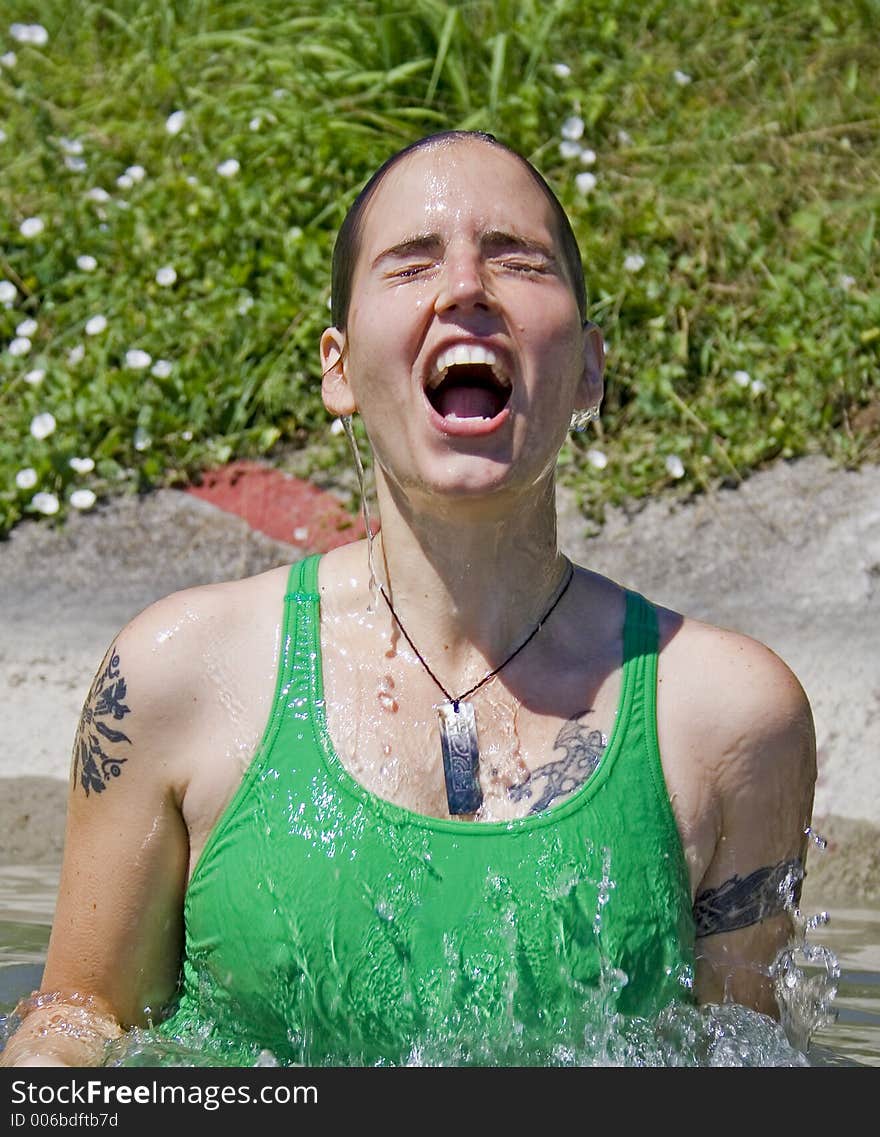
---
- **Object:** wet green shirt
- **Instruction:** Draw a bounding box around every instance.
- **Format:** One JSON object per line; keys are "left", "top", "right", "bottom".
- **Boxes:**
{"left": 157, "top": 554, "right": 695, "bottom": 1066}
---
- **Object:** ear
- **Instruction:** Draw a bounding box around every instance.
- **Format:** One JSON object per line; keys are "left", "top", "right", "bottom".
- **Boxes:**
{"left": 320, "top": 326, "right": 358, "bottom": 416}
{"left": 574, "top": 321, "right": 605, "bottom": 411}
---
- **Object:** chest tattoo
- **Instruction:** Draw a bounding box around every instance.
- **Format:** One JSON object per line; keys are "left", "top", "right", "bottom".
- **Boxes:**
{"left": 509, "top": 716, "right": 607, "bottom": 814}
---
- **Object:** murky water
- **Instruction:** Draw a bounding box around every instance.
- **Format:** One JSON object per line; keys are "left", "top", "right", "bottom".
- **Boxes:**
{"left": 1, "top": 863, "right": 877, "bottom": 1068}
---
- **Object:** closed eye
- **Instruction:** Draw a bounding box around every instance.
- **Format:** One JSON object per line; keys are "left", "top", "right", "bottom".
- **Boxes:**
{"left": 385, "top": 261, "right": 437, "bottom": 280}
{"left": 496, "top": 258, "right": 550, "bottom": 275}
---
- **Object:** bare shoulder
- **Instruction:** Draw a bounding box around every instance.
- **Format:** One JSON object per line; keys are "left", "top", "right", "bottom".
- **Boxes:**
{"left": 110, "top": 563, "right": 291, "bottom": 690}
{"left": 655, "top": 606, "right": 816, "bottom": 782}
{"left": 72, "top": 564, "right": 292, "bottom": 796}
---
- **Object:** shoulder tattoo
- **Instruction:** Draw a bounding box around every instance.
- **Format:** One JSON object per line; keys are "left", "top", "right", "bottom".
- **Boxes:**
{"left": 509, "top": 714, "right": 607, "bottom": 815}
{"left": 72, "top": 643, "right": 133, "bottom": 797}
{"left": 693, "top": 858, "right": 805, "bottom": 938}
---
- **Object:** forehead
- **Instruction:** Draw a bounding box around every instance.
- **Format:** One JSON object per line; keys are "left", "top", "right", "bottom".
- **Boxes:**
{"left": 357, "top": 140, "right": 560, "bottom": 258}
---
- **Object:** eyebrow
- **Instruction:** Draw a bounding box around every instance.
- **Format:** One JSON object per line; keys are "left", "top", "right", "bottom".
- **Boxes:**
{"left": 371, "top": 234, "right": 443, "bottom": 269}
{"left": 371, "top": 230, "right": 559, "bottom": 270}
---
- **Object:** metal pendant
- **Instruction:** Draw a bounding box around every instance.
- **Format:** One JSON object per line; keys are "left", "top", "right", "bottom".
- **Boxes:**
{"left": 438, "top": 701, "right": 483, "bottom": 815}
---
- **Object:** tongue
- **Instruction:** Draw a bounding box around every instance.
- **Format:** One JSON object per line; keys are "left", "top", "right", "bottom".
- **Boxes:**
{"left": 436, "top": 383, "right": 498, "bottom": 420}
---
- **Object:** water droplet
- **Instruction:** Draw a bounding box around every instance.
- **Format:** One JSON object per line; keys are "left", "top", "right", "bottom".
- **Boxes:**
{"left": 805, "top": 826, "right": 828, "bottom": 850}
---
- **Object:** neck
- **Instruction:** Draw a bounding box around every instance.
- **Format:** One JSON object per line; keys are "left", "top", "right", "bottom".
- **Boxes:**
{"left": 367, "top": 468, "right": 569, "bottom": 681}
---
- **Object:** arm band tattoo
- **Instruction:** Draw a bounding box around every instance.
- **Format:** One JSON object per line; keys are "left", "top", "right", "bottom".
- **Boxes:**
{"left": 693, "top": 858, "right": 804, "bottom": 938}
{"left": 72, "top": 644, "right": 133, "bottom": 797}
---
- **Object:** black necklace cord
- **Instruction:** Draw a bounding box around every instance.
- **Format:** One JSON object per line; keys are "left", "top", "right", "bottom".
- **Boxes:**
{"left": 378, "top": 559, "right": 575, "bottom": 709}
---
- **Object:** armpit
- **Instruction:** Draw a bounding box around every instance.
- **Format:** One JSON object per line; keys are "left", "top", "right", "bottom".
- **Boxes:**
{"left": 693, "top": 858, "right": 804, "bottom": 938}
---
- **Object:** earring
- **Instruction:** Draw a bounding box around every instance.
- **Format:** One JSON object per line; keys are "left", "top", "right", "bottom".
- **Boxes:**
{"left": 570, "top": 404, "right": 601, "bottom": 432}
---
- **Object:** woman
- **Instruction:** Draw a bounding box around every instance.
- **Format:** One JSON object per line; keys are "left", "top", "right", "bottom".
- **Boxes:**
{"left": 1, "top": 131, "right": 816, "bottom": 1068}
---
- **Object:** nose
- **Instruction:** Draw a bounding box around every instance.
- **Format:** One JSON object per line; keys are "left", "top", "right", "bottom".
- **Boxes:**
{"left": 434, "top": 248, "right": 494, "bottom": 315}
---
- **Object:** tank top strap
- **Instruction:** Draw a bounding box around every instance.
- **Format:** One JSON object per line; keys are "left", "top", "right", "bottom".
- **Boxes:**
{"left": 285, "top": 551, "right": 321, "bottom": 600}
{"left": 281, "top": 551, "right": 323, "bottom": 710}
{"left": 613, "top": 590, "right": 674, "bottom": 828}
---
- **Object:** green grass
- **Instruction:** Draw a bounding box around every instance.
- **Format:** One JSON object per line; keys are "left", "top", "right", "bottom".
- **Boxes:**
{"left": 1, "top": 0, "right": 878, "bottom": 534}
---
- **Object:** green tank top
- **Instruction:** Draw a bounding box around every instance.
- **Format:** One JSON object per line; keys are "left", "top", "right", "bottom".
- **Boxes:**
{"left": 157, "top": 554, "right": 695, "bottom": 1066}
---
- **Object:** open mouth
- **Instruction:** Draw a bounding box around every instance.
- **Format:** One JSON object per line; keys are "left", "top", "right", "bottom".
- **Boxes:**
{"left": 425, "top": 345, "right": 511, "bottom": 421}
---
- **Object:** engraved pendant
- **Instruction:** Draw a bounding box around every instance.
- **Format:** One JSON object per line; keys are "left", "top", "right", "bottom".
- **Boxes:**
{"left": 438, "top": 701, "right": 483, "bottom": 815}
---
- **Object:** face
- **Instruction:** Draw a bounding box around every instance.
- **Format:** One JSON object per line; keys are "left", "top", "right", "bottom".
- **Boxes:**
{"left": 321, "top": 139, "right": 604, "bottom": 507}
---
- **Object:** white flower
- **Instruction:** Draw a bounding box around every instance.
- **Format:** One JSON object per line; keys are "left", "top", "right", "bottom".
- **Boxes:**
{"left": 579, "top": 148, "right": 597, "bottom": 166}
{"left": 750, "top": 379, "right": 766, "bottom": 396}
{"left": 165, "top": 110, "right": 186, "bottom": 135}
{"left": 665, "top": 454, "right": 685, "bottom": 479}
{"left": 65, "top": 156, "right": 87, "bottom": 172}
{"left": 559, "top": 140, "right": 582, "bottom": 160}
{"left": 575, "top": 171, "right": 597, "bottom": 195}
{"left": 69, "top": 456, "right": 95, "bottom": 474}
{"left": 59, "top": 137, "right": 84, "bottom": 155}
{"left": 155, "top": 265, "right": 177, "bottom": 287}
{"left": 623, "top": 253, "right": 645, "bottom": 273}
{"left": 236, "top": 293, "right": 254, "bottom": 315}
{"left": 0, "top": 280, "right": 16, "bottom": 307}
{"left": 587, "top": 448, "right": 608, "bottom": 470}
{"left": 839, "top": 274, "right": 856, "bottom": 291}
{"left": 16, "top": 317, "right": 37, "bottom": 337}
{"left": 133, "top": 426, "right": 151, "bottom": 451}
{"left": 70, "top": 488, "right": 97, "bottom": 510}
{"left": 8, "top": 336, "right": 32, "bottom": 356}
{"left": 561, "top": 115, "right": 584, "bottom": 141}
{"left": 552, "top": 62, "right": 571, "bottom": 78}
{"left": 151, "top": 359, "right": 172, "bottom": 378}
{"left": 733, "top": 369, "right": 751, "bottom": 388}
{"left": 10, "top": 23, "right": 49, "bottom": 46}
{"left": 330, "top": 417, "right": 345, "bottom": 436}
{"left": 76, "top": 254, "right": 97, "bottom": 272}
{"left": 617, "top": 129, "right": 632, "bottom": 146}
{"left": 216, "top": 158, "right": 240, "bottom": 178}
{"left": 181, "top": 430, "right": 193, "bottom": 441}
{"left": 116, "top": 173, "right": 134, "bottom": 190}
{"left": 249, "top": 117, "right": 262, "bottom": 131}
{"left": 673, "top": 70, "right": 692, "bottom": 86}
{"left": 185, "top": 175, "right": 199, "bottom": 187}
{"left": 32, "top": 491, "right": 60, "bottom": 515}
{"left": 125, "top": 348, "right": 152, "bottom": 370}
{"left": 19, "top": 217, "right": 45, "bottom": 238}
{"left": 15, "top": 467, "right": 38, "bottom": 489}
{"left": 125, "top": 164, "right": 146, "bottom": 182}
{"left": 85, "top": 314, "right": 107, "bottom": 336}
{"left": 67, "top": 344, "right": 85, "bottom": 365}
{"left": 86, "top": 187, "right": 111, "bottom": 203}
{"left": 30, "top": 412, "right": 57, "bottom": 440}
{"left": 1, "top": 52, "right": 17, "bottom": 68}
{"left": 24, "top": 368, "right": 45, "bottom": 384}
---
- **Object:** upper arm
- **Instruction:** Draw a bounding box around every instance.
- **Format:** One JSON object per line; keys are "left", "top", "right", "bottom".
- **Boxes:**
{"left": 688, "top": 634, "right": 817, "bottom": 1017}
{"left": 36, "top": 595, "right": 208, "bottom": 1030}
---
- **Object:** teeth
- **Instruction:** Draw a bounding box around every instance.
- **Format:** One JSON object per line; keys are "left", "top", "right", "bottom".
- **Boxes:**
{"left": 431, "top": 344, "right": 505, "bottom": 385}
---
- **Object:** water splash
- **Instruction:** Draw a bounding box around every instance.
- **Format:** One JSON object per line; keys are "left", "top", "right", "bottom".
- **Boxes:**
{"left": 770, "top": 834, "right": 840, "bottom": 1054}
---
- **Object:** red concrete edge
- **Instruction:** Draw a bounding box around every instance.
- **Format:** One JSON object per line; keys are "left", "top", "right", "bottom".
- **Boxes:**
{"left": 182, "top": 459, "right": 368, "bottom": 552}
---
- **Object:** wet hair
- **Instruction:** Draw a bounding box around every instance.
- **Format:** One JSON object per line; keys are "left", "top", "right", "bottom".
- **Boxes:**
{"left": 330, "top": 130, "right": 587, "bottom": 328}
